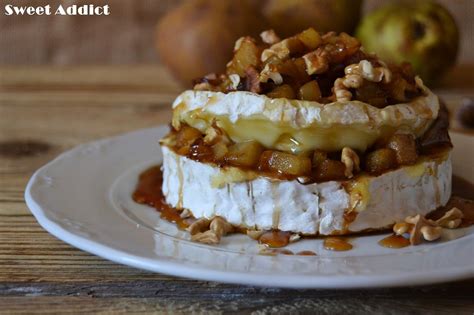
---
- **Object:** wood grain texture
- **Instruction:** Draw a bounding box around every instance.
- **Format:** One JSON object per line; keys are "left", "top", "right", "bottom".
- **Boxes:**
{"left": 0, "top": 65, "right": 473, "bottom": 314}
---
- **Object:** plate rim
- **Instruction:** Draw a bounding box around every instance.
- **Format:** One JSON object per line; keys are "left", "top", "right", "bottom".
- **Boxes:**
{"left": 24, "top": 127, "right": 474, "bottom": 289}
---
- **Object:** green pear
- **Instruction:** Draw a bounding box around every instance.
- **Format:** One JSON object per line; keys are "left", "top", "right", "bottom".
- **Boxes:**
{"left": 356, "top": 0, "right": 459, "bottom": 85}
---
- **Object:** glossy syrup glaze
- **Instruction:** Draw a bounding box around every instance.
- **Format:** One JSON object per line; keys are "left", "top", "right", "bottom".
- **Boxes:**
{"left": 323, "top": 237, "right": 353, "bottom": 251}
{"left": 259, "top": 231, "right": 291, "bottom": 248}
{"left": 132, "top": 166, "right": 191, "bottom": 230}
{"left": 378, "top": 234, "right": 411, "bottom": 249}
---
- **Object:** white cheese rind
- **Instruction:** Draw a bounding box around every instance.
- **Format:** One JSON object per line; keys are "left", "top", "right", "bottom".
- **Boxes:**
{"left": 348, "top": 157, "right": 452, "bottom": 231}
{"left": 171, "top": 78, "right": 439, "bottom": 153}
{"left": 173, "top": 87, "right": 438, "bottom": 130}
{"left": 162, "top": 146, "right": 451, "bottom": 235}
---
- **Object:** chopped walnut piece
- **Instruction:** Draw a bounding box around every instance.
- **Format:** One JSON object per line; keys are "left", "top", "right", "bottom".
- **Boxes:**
{"left": 245, "top": 66, "right": 262, "bottom": 93}
{"left": 188, "top": 217, "right": 234, "bottom": 244}
{"left": 289, "top": 234, "right": 301, "bottom": 243}
{"left": 187, "top": 218, "right": 211, "bottom": 235}
{"left": 304, "top": 32, "right": 360, "bottom": 76}
{"left": 192, "top": 30, "right": 422, "bottom": 105}
{"left": 191, "top": 230, "right": 221, "bottom": 244}
{"left": 179, "top": 209, "right": 192, "bottom": 219}
{"left": 333, "top": 78, "right": 353, "bottom": 102}
{"left": 435, "top": 207, "right": 464, "bottom": 229}
{"left": 346, "top": 60, "right": 392, "bottom": 84}
{"left": 259, "top": 62, "right": 283, "bottom": 84}
{"left": 203, "top": 126, "right": 219, "bottom": 144}
{"left": 393, "top": 207, "right": 465, "bottom": 247}
{"left": 203, "top": 124, "right": 230, "bottom": 145}
{"left": 303, "top": 49, "right": 329, "bottom": 75}
{"left": 261, "top": 36, "right": 304, "bottom": 62}
{"left": 333, "top": 60, "right": 392, "bottom": 101}
{"left": 228, "top": 74, "right": 240, "bottom": 90}
{"left": 210, "top": 216, "right": 234, "bottom": 237}
{"left": 341, "top": 147, "right": 360, "bottom": 178}
{"left": 296, "top": 176, "right": 312, "bottom": 184}
{"left": 420, "top": 225, "right": 443, "bottom": 242}
{"left": 260, "top": 29, "right": 281, "bottom": 45}
{"left": 405, "top": 214, "right": 441, "bottom": 245}
{"left": 393, "top": 222, "right": 412, "bottom": 235}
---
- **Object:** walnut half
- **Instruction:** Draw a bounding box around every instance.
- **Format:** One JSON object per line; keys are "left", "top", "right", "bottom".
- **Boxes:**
{"left": 210, "top": 216, "right": 234, "bottom": 237}
{"left": 189, "top": 216, "right": 235, "bottom": 245}
{"left": 260, "top": 29, "right": 280, "bottom": 45}
{"left": 405, "top": 214, "right": 441, "bottom": 245}
{"left": 393, "top": 206, "right": 465, "bottom": 246}
{"left": 191, "top": 230, "right": 220, "bottom": 244}
{"left": 341, "top": 147, "right": 360, "bottom": 178}
{"left": 435, "top": 207, "right": 464, "bottom": 228}
{"left": 187, "top": 218, "right": 211, "bottom": 235}
{"left": 334, "top": 60, "right": 392, "bottom": 101}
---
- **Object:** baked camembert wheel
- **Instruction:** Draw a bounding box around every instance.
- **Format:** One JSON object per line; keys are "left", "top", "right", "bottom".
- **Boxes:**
{"left": 159, "top": 29, "right": 452, "bottom": 238}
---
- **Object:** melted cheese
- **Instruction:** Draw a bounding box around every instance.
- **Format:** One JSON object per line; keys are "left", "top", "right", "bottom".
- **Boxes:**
{"left": 171, "top": 77, "right": 439, "bottom": 153}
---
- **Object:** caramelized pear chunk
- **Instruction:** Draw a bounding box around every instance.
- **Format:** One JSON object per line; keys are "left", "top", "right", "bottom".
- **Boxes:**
{"left": 354, "top": 81, "right": 388, "bottom": 108}
{"left": 189, "top": 139, "right": 214, "bottom": 162}
{"left": 211, "top": 142, "right": 229, "bottom": 162}
{"left": 365, "top": 148, "right": 397, "bottom": 175}
{"left": 175, "top": 125, "right": 202, "bottom": 147}
{"left": 298, "top": 80, "right": 322, "bottom": 101}
{"left": 259, "top": 150, "right": 311, "bottom": 176}
{"left": 297, "top": 28, "right": 322, "bottom": 50}
{"left": 267, "top": 84, "right": 296, "bottom": 99}
{"left": 227, "top": 37, "right": 261, "bottom": 77}
{"left": 312, "top": 150, "right": 328, "bottom": 167}
{"left": 386, "top": 134, "right": 418, "bottom": 165}
{"left": 225, "top": 140, "right": 264, "bottom": 168}
{"left": 313, "top": 159, "right": 346, "bottom": 182}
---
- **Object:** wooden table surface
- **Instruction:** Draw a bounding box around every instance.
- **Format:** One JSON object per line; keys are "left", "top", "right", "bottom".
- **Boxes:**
{"left": 0, "top": 65, "right": 473, "bottom": 314}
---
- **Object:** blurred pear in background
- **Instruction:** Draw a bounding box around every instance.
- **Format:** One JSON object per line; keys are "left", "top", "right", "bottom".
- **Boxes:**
{"left": 262, "top": 0, "right": 363, "bottom": 37}
{"left": 155, "top": 0, "right": 460, "bottom": 87}
{"left": 156, "top": 0, "right": 266, "bottom": 86}
{"left": 357, "top": 0, "right": 459, "bottom": 86}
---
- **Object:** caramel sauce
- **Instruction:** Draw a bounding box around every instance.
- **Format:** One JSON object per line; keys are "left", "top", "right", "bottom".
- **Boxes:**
{"left": 132, "top": 166, "right": 190, "bottom": 230}
{"left": 378, "top": 234, "right": 411, "bottom": 249}
{"left": 343, "top": 211, "right": 358, "bottom": 224}
{"left": 261, "top": 249, "right": 318, "bottom": 256}
{"left": 133, "top": 166, "right": 474, "bottom": 252}
{"left": 296, "top": 250, "right": 317, "bottom": 256}
{"left": 323, "top": 237, "right": 353, "bottom": 251}
{"left": 260, "top": 248, "right": 294, "bottom": 256}
{"left": 258, "top": 231, "right": 291, "bottom": 248}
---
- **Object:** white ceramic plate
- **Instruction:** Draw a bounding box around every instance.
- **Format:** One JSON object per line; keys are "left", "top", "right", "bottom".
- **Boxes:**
{"left": 25, "top": 126, "right": 474, "bottom": 288}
